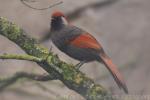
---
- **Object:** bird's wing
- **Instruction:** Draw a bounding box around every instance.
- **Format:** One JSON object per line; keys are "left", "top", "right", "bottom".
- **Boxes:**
{"left": 67, "top": 33, "right": 101, "bottom": 50}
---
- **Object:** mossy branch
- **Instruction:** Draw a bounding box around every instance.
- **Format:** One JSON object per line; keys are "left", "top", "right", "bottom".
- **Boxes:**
{"left": 0, "top": 54, "right": 43, "bottom": 62}
{"left": 0, "top": 17, "right": 114, "bottom": 100}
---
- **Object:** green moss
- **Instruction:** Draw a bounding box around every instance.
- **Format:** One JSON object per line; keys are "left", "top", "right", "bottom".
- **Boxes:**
{"left": 0, "top": 17, "right": 49, "bottom": 59}
{"left": 0, "top": 17, "right": 10, "bottom": 35}
{"left": 74, "top": 73, "right": 84, "bottom": 84}
{"left": 0, "top": 17, "right": 113, "bottom": 100}
{"left": 60, "top": 63, "right": 85, "bottom": 85}
{"left": 35, "top": 45, "right": 49, "bottom": 54}
{"left": 0, "top": 17, "right": 21, "bottom": 40}
{"left": 87, "top": 85, "right": 113, "bottom": 100}
{"left": 7, "top": 23, "right": 21, "bottom": 40}
{"left": 47, "top": 55, "right": 53, "bottom": 62}
{"left": 61, "top": 63, "right": 75, "bottom": 80}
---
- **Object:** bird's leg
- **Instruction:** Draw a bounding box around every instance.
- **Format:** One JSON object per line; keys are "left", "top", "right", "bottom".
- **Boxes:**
{"left": 49, "top": 45, "right": 53, "bottom": 52}
{"left": 45, "top": 45, "right": 53, "bottom": 61}
{"left": 75, "top": 61, "right": 85, "bottom": 70}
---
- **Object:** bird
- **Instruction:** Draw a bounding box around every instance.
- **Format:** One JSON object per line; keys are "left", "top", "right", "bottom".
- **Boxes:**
{"left": 44, "top": 11, "right": 128, "bottom": 93}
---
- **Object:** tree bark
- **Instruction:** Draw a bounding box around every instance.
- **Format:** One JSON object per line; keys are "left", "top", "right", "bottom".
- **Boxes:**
{"left": 0, "top": 17, "right": 114, "bottom": 100}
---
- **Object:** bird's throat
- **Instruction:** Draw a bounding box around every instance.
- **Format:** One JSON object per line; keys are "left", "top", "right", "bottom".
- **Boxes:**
{"left": 51, "top": 17, "right": 68, "bottom": 31}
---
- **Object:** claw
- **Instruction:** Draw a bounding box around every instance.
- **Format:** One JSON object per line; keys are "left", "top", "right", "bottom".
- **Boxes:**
{"left": 75, "top": 61, "right": 85, "bottom": 70}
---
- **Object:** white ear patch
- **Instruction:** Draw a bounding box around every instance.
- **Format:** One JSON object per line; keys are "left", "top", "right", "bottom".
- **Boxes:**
{"left": 61, "top": 17, "right": 68, "bottom": 25}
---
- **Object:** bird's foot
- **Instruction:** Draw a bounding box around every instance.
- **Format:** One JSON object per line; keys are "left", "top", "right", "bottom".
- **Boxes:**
{"left": 49, "top": 45, "right": 53, "bottom": 52}
{"left": 75, "top": 61, "right": 85, "bottom": 70}
{"left": 45, "top": 45, "right": 53, "bottom": 61}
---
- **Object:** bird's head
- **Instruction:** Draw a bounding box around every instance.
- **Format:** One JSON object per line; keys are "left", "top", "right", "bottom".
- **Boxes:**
{"left": 52, "top": 11, "right": 65, "bottom": 18}
{"left": 51, "top": 11, "right": 68, "bottom": 31}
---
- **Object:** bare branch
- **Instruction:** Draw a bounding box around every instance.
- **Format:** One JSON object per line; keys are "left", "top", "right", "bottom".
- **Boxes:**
{"left": 20, "top": 0, "right": 63, "bottom": 10}
{"left": 0, "top": 72, "right": 57, "bottom": 91}
{"left": 66, "top": 0, "right": 118, "bottom": 21}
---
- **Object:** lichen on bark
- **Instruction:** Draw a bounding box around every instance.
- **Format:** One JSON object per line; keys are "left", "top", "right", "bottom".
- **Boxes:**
{"left": 0, "top": 17, "right": 114, "bottom": 100}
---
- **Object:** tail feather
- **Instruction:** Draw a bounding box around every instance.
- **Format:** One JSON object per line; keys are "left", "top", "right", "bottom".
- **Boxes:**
{"left": 99, "top": 53, "right": 128, "bottom": 93}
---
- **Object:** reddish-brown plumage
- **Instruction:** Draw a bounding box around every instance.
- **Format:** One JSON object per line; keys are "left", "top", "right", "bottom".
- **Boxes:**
{"left": 52, "top": 11, "right": 65, "bottom": 17}
{"left": 50, "top": 11, "right": 128, "bottom": 93}
{"left": 99, "top": 53, "right": 128, "bottom": 93}
{"left": 69, "top": 33, "right": 101, "bottom": 50}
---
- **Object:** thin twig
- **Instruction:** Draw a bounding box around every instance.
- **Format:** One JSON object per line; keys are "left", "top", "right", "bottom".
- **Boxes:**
{"left": 20, "top": 0, "right": 63, "bottom": 10}
{"left": 0, "top": 72, "right": 57, "bottom": 91}
{"left": 0, "top": 54, "right": 43, "bottom": 62}
{"left": 66, "top": 0, "right": 118, "bottom": 21}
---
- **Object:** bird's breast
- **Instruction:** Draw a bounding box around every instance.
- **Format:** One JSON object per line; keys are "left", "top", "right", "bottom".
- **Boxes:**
{"left": 51, "top": 31, "right": 67, "bottom": 51}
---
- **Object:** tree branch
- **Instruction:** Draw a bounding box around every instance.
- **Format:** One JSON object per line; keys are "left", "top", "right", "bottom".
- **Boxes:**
{"left": 0, "top": 54, "right": 43, "bottom": 62}
{"left": 66, "top": 0, "right": 118, "bottom": 21}
{"left": 20, "top": 0, "right": 63, "bottom": 10}
{"left": 0, "top": 72, "right": 56, "bottom": 91}
{"left": 0, "top": 17, "right": 114, "bottom": 100}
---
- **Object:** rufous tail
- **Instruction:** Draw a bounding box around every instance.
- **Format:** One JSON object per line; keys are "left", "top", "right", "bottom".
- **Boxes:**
{"left": 99, "top": 53, "right": 128, "bottom": 93}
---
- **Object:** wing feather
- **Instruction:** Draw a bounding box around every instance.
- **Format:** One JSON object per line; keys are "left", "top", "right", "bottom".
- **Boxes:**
{"left": 68, "top": 33, "right": 101, "bottom": 50}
